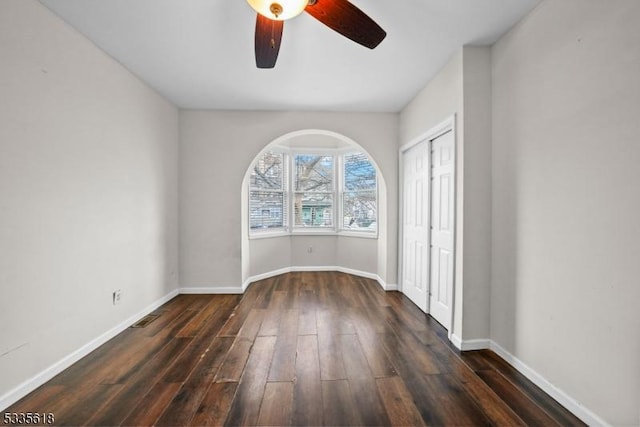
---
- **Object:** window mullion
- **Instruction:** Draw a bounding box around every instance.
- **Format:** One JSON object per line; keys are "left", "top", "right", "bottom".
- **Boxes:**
{"left": 337, "top": 153, "right": 342, "bottom": 232}
{"left": 288, "top": 152, "right": 293, "bottom": 232}
{"left": 250, "top": 149, "right": 376, "bottom": 237}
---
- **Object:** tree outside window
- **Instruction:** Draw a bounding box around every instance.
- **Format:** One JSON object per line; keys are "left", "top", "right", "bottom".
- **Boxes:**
{"left": 343, "top": 152, "right": 377, "bottom": 231}
{"left": 249, "top": 151, "right": 286, "bottom": 230}
{"left": 249, "top": 150, "right": 377, "bottom": 236}
{"left": 294, "top": 155, "right": 334, "bottom": 228}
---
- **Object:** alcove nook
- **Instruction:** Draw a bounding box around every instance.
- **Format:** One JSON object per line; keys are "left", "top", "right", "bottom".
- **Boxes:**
{"left": 240, "top": 129, "right": 389, "bottom": 289}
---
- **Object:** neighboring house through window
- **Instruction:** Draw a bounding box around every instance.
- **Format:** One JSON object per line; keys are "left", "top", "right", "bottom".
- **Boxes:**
{"left": 249, "top": 149, "right": 377, "bottom": 237}
{"left": 249, "top": 151, "right": 286, "bottom": 231}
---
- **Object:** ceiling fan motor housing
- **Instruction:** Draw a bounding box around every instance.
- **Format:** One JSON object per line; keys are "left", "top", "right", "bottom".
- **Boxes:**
{"left": 270, "top": 3, "right": 283, "bottom": 17}
{"left": 247, "top": 0, "right": 309, "bottom": 20}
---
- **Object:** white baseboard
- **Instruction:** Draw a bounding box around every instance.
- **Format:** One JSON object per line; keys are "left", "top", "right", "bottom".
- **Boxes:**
{"left": 332, "top": 266, "right": 378, "bottom": 280}
{"left": 180, "top": 286, "right": 244, "bottom": 294}
{"left": 450, "top": 335, "right": 491, "bottom": 351}
{"left": 449, "top": 336, "right": 609, "bottom": 427}
{"left": 332, "top": 266, "right": 392, "bottom": 291}
{"left": 0, "top": 289, "right": 179, "bottom": 411}
{"left": 241, "top": 267, "right": 291, "bottom": 290}
{"left": 242, "top": 266, "right": 395, "bottom": 293}
{"left": 488, "top": 341, "right": 609, "bottom": 427}
{"left": 290, "top": 265, "right": 339, "bottom": 272}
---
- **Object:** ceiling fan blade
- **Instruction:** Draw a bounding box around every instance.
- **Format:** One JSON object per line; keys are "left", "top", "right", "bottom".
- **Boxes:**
{"left": 255, "top": 14, "right": 284, "bottom": 68}
{"left": 305, "top": 0, "right": 386, "bottom": 49}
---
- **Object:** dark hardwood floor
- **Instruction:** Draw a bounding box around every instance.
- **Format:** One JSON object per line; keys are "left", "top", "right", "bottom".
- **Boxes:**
{"left": 7, "top": 272, "right": 585, "bottom": 426}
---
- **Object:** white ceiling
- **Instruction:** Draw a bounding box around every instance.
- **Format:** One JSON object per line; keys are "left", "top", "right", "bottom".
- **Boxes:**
{"left": 40, "top": 0, "right": 539, "bottom": 112}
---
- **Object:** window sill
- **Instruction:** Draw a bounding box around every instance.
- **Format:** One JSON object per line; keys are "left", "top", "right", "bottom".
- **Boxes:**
{"left": 249, "top": 230, "right": 289, "bottom": 240}
{"left": 249, "top": 230, "right": 378, "bottom": 240}
{"left": 337, "top": 230, "right": 378, "bottom": 239}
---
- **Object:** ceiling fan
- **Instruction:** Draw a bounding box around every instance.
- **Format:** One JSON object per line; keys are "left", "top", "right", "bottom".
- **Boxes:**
{"left": 246, "top": 0, "right": 386, "bottom": 68}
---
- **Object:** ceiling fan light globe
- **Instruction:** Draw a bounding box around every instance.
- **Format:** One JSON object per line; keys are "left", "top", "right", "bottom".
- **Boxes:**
{"left": 247, "top": 0, "right": 308, "bottom": 20}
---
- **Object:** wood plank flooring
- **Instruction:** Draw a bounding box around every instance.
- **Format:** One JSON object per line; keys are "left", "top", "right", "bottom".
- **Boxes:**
{"left": 6, "top": 272, "right": 585, "bottom": 426}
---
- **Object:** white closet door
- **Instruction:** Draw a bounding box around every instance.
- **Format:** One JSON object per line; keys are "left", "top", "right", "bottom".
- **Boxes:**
{"left": 401, "top": 141, "right": 430, "bottom": 311}
{"left": 428, "top": 130, "right": 454, "bottom": 329}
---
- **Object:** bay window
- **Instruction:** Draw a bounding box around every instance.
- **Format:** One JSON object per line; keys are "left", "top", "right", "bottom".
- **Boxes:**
{"left": 249, "top": 149, "right": 377, "bottom": 237}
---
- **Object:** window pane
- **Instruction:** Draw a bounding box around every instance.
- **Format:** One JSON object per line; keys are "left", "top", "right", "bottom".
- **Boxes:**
{"left": 294, "top": 193, "right": 333, "bottom": 227}
{"left": 250, "top": 191, "right": 285, "bottom": 230}
{"left": 251, "top": 151, "right": 283, "bottom": 191}
{"left": 294, "top": 155, "right": 333, "bottom": 192}
{"left": 343, "top": 190, "right": 377, "bottom": 230}
{"left": 344, "top": 152, "right": 376, "bottom": 191}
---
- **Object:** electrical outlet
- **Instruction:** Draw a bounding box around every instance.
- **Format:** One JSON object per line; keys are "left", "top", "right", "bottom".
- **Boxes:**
{"left": 113, "top": 289, "right": 122, "bottom": 305}
{"left": 308, "top": 246, "right": 313, "bottom": 253}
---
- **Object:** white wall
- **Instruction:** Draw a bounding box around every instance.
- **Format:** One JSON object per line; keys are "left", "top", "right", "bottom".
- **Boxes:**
{"left": 179, "top": 111, "right": 398, "bottom": 288}
{"left": 249, "top": 235, "right": 378, "bottom": 279}
{"left": 249, "top": 237, "right": 292, "bottom": 275}
{"left": 399, "top": 47, "right": 493, "bottom": 341}
{"left": 335, "top": 236, "right": 378, "bottom": 274}
{"left": 400, "top": 50, "right": 463, "bottom": 144}
{"left": 291, "top": 236, "right": 339, "bottom": 267}
{"left": 0, "top": 0, "right": 179, "bottom": 404}
{"left": 491, "top": 0, "right": 640, "bottom": 424}
{"left": 460, "top": 47, "right": 492, "bottom": 340}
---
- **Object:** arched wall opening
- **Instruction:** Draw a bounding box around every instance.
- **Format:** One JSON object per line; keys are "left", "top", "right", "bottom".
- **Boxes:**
{"left": 241, "top": 129, "right": 389, "bottom": 289}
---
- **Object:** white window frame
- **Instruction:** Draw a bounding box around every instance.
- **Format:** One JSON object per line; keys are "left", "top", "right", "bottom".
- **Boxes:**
{"left": 340, "top": 151, "right": 378, "bottom": 236}
{"left": 291, "top": 150, "right": 337, "bottom": 233}
{"left": 249, "top": 148, "right": 378, "bottom": 239}
{"left": 248, "top": 150, "right": 288, "bottom": 237}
